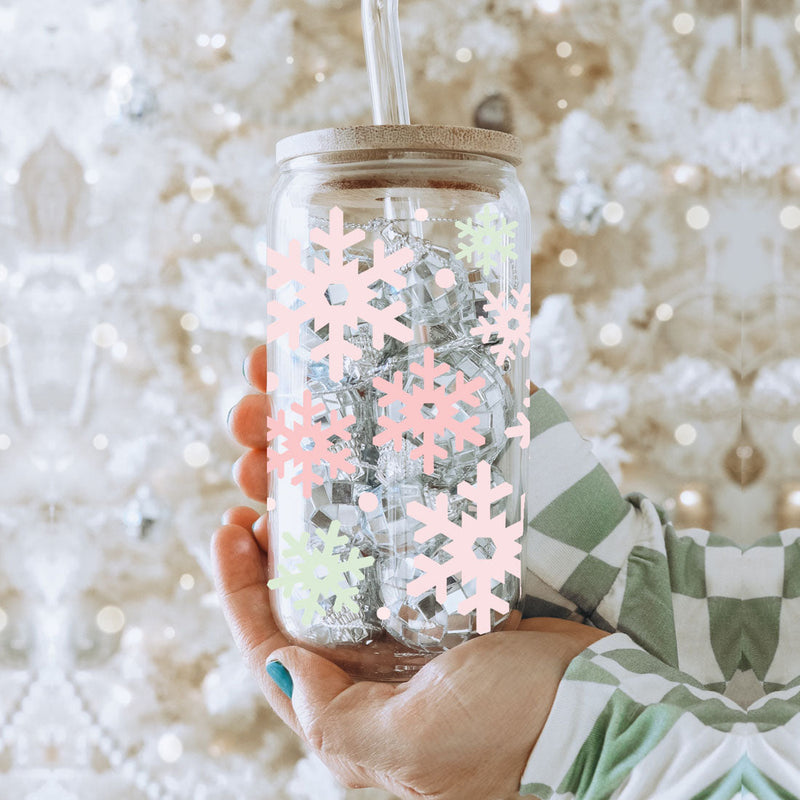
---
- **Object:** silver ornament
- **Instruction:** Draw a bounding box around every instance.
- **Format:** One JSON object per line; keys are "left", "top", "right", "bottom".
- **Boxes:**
{"left": 410, "top": 342, "right": 512, "bottom": 484}
{"left": 121, "top": 486, "right": 168, "bottom": 541}
{"left": 369, "top": 466, "right": 519, "bottom": 652}
{"left": 557, "top": 172, "right": 607, "bottom": 235}
{"left": 474, "top": 92, "right": 513, "bottom": 134}
{"left": 121, "top": 77, "right": 158, "bottom": 122}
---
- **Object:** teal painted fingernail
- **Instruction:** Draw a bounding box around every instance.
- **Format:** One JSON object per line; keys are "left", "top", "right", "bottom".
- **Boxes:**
{"left": 266, "top": 660, "right": 293, "bottom": 699}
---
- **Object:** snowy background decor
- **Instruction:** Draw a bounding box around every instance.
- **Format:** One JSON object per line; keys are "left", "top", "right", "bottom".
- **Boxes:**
{"left": 0, "top": 0, "right": 798, "bottom": 797}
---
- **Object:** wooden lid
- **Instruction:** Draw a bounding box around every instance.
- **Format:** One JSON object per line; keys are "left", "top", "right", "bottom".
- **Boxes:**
{"left": 276, "top": 124, "right": 522, "bottom": 166}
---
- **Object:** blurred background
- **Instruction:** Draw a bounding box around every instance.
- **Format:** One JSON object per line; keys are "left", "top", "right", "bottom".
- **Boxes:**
{"left": 0, "top": 0, "right": 798, "bottom": 797}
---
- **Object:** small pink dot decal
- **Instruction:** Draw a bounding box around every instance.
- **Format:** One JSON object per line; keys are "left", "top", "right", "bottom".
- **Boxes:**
{"left": 413, "top": 207, "right": 429, "bottom": 222}
{"left": 266, "top": 497, "right": 276, "bottom": 511}
{"left": 266, "top": 371, "right": 279, "bottom": 392}
{"left": 435, "top": 268, "right": 455, "bottom": 289}
{"left": 358, "top": 491, "right": 378, "bottom": 512}
{"left": 377, "top": 606, "right": 391, "bottom": 620}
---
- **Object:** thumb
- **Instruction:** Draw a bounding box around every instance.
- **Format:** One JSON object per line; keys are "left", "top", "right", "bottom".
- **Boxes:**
{"left": 266, "top": 645, "right": 356, "bottom": 743}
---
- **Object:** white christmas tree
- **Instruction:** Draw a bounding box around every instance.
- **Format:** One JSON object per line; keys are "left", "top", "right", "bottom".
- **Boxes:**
{"left": 0, "top": 1, "right": 797, "bottom": 798}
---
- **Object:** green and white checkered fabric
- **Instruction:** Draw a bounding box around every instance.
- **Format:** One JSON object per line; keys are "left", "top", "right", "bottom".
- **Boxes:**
{"left": 518, "top": 389, "right": 800, "bottom": 799}
{"left": 520, "top": 633, "right": 800, "bottom": 799}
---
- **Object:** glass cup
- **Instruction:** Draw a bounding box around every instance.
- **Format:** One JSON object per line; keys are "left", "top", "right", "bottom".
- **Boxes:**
{"left": 265, "top": 125, "right": 531, "bottom": 680}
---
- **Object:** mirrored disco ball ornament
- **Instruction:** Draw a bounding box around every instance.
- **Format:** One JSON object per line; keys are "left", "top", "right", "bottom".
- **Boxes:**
{"left": 370, "top": 466, "right": 519, "bottom": 651}
{"left": 373, "top": 343, "right": 511, "bottom": 485}
{"left": 307, "top": 479, "right": 375, "bottom": 553}
{"left": 380, "top": 224, "right": 476, "bottom": 331}
{"left": 304, "top": 370, "right": 372, "bottom": 438}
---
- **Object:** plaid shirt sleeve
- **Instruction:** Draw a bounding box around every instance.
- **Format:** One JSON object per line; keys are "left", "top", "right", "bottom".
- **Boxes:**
{"left": 518, "top": 389, "right": 800, "bottom": 798}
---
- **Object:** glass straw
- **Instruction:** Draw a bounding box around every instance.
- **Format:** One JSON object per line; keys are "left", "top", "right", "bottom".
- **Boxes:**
{"left": 361, "top": 0, "right": 423, "bottom": 235}
{"left": 361, "top": 0, "right": 410, "bottom": 125}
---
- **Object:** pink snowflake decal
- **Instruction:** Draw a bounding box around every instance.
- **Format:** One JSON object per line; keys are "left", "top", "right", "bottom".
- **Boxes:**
{"left": 470, "top": 284, "right": 531, "bottom": 367}
{"left": 406, "top": 461, "right": 524, "bottom": 633}
{"left": 373, "top": 347, "right": 486, "bottom": 474}
{"left": 266, "top": 206, "right": 414, "bottom": 381}
{"left": 266, "top": 390, "right": 356, "bottom": 498}
{"left": 506, "top": 411, "right": 531, "bottom": 450}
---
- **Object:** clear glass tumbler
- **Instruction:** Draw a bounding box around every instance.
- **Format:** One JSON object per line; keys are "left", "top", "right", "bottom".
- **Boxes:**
{"left": 265, "top": 125, "right": 531, "bottom": 680}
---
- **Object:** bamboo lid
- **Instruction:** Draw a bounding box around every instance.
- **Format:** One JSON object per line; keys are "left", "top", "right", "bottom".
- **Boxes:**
{"left": 276, "top": 124, "right": 522, "bottom": 166}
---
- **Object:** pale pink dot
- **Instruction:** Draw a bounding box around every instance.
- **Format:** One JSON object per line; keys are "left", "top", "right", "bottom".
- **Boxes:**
{"left": 358, "top": 491, "right": 378, "bottom": 512}
{"left": 413, "top": 207, "right": 429, "bottom": 222}
{"left": 377, "top": 606, "right": 391, "bottom": 621}
{"left": 266, "top": 497, "right": 276, "bottom": 511}
{"left": 266, "top": 371, "right": 279, "bottom": 392}
{"left": 435, "top": 268, "right": 455, "bottom": 289}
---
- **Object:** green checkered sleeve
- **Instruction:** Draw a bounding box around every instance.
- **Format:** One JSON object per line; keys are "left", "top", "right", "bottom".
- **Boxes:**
{"left": 519, "top": 632, "right": 800, "bottom": 800}
{"left": 518, "top": 389, "right": 800, "bottom": 798}
{"left": 748, "top": 529, "right": 800, "bottom": 693}
{"left": 523, "top": 389, "right": 799, "bottom": 693}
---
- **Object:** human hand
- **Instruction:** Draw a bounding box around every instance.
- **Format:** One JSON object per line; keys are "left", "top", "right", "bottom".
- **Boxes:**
{"left": 215, "top": 346, "right": 608, "bottom": 799}
{"left": 212, "top": 507, "right": 606, "bottom": 799}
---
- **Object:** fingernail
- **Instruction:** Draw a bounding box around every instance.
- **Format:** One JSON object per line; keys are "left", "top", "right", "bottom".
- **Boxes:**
{"left": 266, "top": 660, "right": 293, "bottom": 699}
{"left": 252, "top": 513, "right": 269, "bottom": 536}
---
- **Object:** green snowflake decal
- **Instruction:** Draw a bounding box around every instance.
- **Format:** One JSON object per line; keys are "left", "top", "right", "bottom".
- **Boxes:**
{"left": 455, "top": 204, "right": 518, "bottom": 276}
{"left": 267, "top": 521, "right": 375, "bottom": 625}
